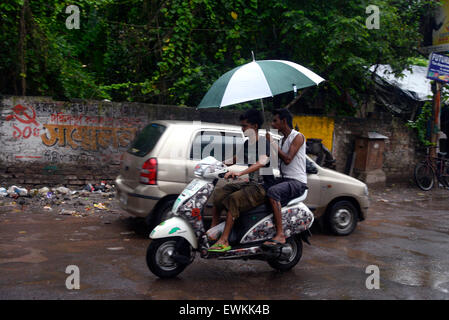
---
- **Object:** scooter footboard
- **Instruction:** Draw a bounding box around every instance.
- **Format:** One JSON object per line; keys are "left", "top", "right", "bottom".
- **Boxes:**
{"left": 241, "top": 202, "right": 314, "bottom": 244}
{"left": 150, "top": 217, "right": 198, "bottom": 249}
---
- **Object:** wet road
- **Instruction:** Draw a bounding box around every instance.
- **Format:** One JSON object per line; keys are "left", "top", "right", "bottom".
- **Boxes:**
{"left": 1, "top": 186, "right": 449, "bottom": 300}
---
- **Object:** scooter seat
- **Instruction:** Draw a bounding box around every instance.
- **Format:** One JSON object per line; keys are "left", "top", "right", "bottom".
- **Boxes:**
{"left": 240, "top": 204, "right": 272, "bottom": 216}
{"left": 286, "top": 190, "right": 308, "bottom": 206}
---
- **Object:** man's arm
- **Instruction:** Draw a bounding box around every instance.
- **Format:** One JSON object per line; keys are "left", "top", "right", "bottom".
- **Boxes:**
{"left": 269, "top": 133, "right": 304, "bottom": 165}
{"left": 224, "top": 155, "right": 268, "bottom": 179}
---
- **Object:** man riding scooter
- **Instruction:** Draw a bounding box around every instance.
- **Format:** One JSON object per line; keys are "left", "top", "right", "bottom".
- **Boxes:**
{"left": 208, "top": 109, "right": 275, "bottom": 253}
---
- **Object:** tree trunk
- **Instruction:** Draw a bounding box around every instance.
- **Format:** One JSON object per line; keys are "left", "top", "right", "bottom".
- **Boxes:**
{"left": 18, "top": 0, "right": 28, "bottom": 96}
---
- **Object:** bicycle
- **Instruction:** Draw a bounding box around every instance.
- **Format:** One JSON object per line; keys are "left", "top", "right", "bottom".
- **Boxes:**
{"left": 414, "top": 146, "right": 449, "bottom": 191}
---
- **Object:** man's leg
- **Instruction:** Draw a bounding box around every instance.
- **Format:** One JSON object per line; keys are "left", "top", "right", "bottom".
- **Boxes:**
{"left": 210, "top": 206, "right": 221, "bottom": 229}
{"left": 212, "top": 190, "right": 242, "bottom": 248}
{"left": 264, "top": 181, "right": 289, "bottom": 245}
{"left": 211, "top": 184, "right": 265, "bottom": 249}
{"left": 213, "top": 210, "right": 235, "bottom": 247}
{"left": 268, "top": 197, "right": 285, "bottom": 244}
{"left": 210, "top": 183, "right": 241, "bottom": 229}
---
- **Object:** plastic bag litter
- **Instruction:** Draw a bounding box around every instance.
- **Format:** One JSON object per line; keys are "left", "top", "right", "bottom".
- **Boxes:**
{"left": 38, "top": 187, "right": 50, "bottom": 196}
{"left": 7, "top": 186, "right": 28, "bottom": 197}
{"left": 0, "top": 187, "right": 7, "bottom": 197}
{"left": 56, "top": 187, "right": 71, "bottom": 195}
{"left": 206, "top": 222, "right": 225, "bottom": 242}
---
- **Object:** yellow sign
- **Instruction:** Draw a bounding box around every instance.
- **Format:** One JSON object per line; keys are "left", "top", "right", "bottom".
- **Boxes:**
{"left": 292, "top": 115, "right": 334, "bottom": 151}
{"left": 433, "top": 0, "right": 449, "bottom": 46}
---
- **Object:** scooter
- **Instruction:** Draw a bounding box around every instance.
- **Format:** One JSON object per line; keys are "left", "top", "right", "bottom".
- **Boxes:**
{"left": 146, "top": 156, "right": 314, "bottom": 278}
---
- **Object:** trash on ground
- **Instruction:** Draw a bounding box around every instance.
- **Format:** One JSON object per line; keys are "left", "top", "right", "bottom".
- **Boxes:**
{"left": 83, "top": 182, "right": 114, "bottom": 193}
{"left": 94, "top": 203, "right": 107, "bottom": 210}
{"left": 0, "top": 187, "right": 8, "bottom": 197}
{"left": 43, "top": 205, "right": 52, "bottom": 210}
{"left": 59, "top": 209, "right": 76, "bottom": 216}
{"left": 38, "top": 187, "right": 50, "bottom": 196}
{"left": 56, "top": 186, "right": 70, "bottom": 195}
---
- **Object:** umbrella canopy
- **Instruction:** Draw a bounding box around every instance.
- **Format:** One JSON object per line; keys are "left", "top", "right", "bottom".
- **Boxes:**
{"left": 197, "top": 60, "right": 325, "bottom": 109}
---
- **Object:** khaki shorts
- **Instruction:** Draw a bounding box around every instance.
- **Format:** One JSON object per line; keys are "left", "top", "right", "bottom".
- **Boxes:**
{"left": 213, "top": 182, "right": 266, "bottom": 219}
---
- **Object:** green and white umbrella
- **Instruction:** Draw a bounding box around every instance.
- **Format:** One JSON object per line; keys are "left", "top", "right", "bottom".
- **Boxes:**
{"left": 197, "top": 60, "right": 325, "bottom": 109}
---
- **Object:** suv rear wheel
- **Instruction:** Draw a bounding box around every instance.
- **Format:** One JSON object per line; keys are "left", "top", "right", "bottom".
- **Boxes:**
{"left": 146, "top": 199, "right": 175, "bottom": 231}
{"left": 326, "top": 200, "right": 358, "bottom": 236}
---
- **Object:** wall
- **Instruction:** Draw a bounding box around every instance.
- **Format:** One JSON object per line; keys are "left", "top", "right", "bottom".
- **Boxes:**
{"left": 0, "top": 96, "right": 247, "bottom": 187}
{"left": 0, "top": 96, "right": 419, "bottom": 187}
{"left": 333, "top": 113, "right": 420, "bottom": 182}
{"left": 293, "top": 115, "right": 334, "bottom": 151}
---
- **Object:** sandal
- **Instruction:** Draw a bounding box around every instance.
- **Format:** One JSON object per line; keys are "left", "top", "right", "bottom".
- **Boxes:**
{"left": 262, "top": 239, "right": 286, "bottom": 248}
{"left": 208, "top": 243, "right": 232, "bottom": 252}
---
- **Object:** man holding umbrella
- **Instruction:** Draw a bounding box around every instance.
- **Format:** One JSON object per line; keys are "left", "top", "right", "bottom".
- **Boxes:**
{"left": 263, "top": 108, "right": 307, "bottom": 248}
{"left": 198, "top": 57, "right": 323, "bottom": 251}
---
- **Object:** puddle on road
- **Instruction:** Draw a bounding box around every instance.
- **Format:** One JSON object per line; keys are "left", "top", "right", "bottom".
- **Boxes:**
{"left": 387, "top": 268, "right": 449, "bottom": 294}
{"left": 0, "top": 244, "right": 47, "bottom": 264}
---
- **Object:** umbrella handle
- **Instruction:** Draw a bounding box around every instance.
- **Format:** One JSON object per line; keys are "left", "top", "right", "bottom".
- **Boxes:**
{"left": 260, "top": 98, "right": 265, "bottom": 129}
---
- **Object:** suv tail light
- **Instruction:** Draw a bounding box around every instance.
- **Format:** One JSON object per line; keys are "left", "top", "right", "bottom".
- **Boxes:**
{"left": 140, "top": 158, "right": 157, "bottom": 185}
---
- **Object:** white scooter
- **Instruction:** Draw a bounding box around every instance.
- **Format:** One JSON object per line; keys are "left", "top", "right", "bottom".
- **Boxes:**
{"left": 146, "top": 156, "right": 314, "bottom": 278}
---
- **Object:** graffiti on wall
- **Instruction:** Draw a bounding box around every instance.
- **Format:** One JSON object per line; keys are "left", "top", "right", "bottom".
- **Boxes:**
{"left": 41, "top": 124, "right": 137, "bottom": 151}
{"left": 5, "top": 104, "right": 41, "bottom": 139}
{"left": 1, "top": 101, "right": 146, "bottom": 165}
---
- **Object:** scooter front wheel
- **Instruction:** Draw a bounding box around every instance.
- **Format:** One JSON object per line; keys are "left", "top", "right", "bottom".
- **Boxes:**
{"left": 146, "top": 237, "right": 192, "bottom": 279}
{"left": 267, "top": 236, "right": 303, "bottom": 272}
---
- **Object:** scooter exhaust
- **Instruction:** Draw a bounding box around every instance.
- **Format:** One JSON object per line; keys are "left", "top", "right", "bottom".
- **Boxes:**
{"left": 262, "top": 245, "right": 293, "bottom": 261}
{"left": 213, "top": 244, "right": 293, "bottom": 261}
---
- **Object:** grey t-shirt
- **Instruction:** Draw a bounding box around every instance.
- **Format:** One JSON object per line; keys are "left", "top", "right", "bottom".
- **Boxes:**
{"left": 242, "top": 136, "right": 275, "bottom": 185}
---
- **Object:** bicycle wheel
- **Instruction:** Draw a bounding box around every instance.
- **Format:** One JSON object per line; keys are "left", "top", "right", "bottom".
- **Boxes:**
{"left": 414, "top": 162, "right": 435, "bottom": 191}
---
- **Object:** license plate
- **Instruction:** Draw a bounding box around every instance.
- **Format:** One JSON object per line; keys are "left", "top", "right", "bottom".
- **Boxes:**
{"left": 120, "top": 193, "right": 128, "bottom": 206}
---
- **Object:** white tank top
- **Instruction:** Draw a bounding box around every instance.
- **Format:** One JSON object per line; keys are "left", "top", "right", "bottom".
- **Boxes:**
{"left": 280, "top": 129, "right": 307, "bottom": 184}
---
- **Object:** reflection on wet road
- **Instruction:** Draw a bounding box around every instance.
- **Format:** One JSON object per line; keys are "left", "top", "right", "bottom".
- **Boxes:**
{"left": 1, "top": 186, "right": 448, "bottom": 299}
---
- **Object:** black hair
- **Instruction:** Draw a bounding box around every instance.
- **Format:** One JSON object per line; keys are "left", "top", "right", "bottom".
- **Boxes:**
{"left": 239, "top": 108, "right": 264, "bottom": 129}
{"left": 272, "top": 108, "right": 293, "bottom": 129}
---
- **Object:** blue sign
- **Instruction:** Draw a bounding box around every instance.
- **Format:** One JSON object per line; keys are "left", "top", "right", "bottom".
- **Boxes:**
{"left": 427, "top": 52, "right": 449, "bottom": 83}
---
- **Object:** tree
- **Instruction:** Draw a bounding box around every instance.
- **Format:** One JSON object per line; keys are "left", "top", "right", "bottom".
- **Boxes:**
{"left": 0, "top": 0, "right": 438, "bottom": 115}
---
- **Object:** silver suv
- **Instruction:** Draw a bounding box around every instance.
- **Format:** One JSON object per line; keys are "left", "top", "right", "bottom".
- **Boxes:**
{"left": 116, "top": 120, "right": 369, "bottom": 235}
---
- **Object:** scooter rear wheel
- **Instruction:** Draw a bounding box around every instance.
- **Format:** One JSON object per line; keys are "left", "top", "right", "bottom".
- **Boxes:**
{"left": 267, "top": 236, "right": 303, "bottom": 272}
{"left": 146, "top": 237, "right": 191, "bottom": 278}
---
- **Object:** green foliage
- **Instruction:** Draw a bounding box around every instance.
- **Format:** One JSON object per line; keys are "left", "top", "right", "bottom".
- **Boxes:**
{"left": 407, "top": 101, "right": 433, "bottom": 146}
{"left": 0, "top": 0, "right": 438, "bottom": 114}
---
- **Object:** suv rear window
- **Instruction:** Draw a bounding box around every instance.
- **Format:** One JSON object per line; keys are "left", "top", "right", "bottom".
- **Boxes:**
{"left": 190, "top": 131, "right": 244, "bottom": 162}
{"left": 128, "top": 123, "right": 166, "bottom": 157}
